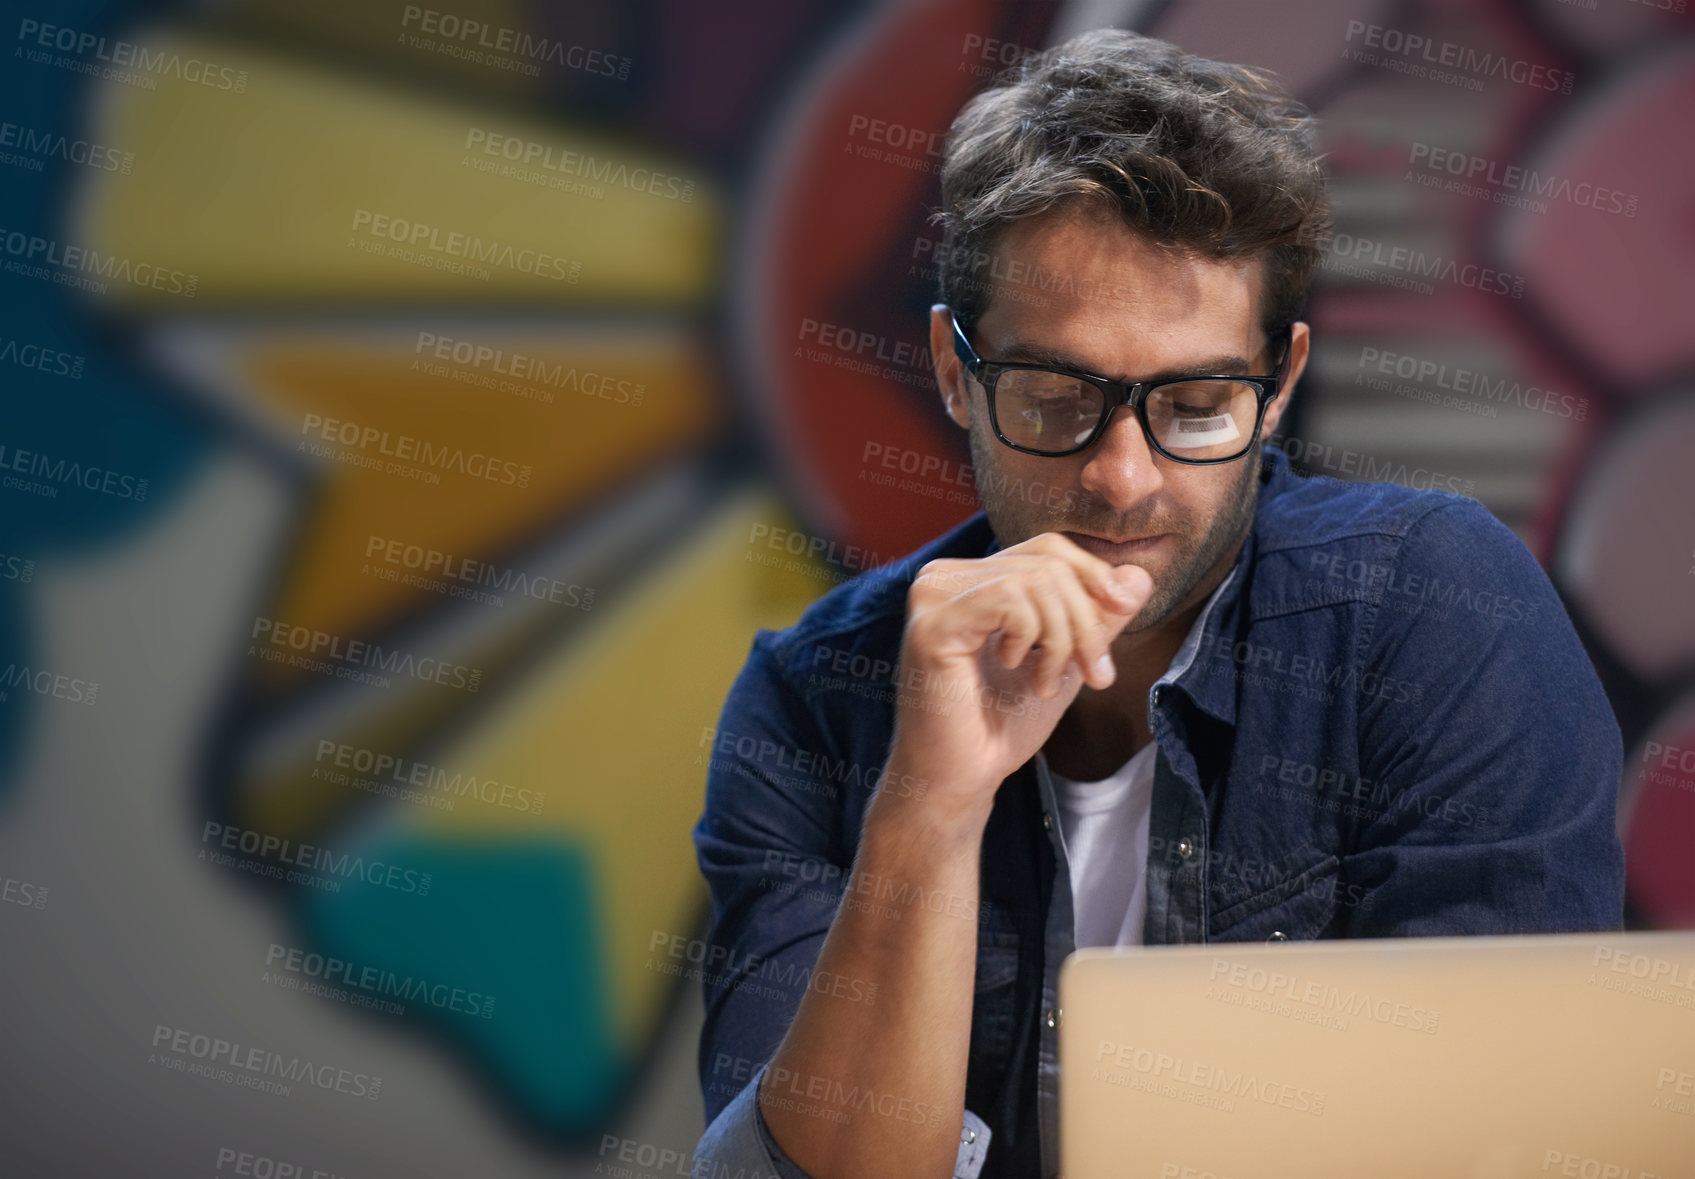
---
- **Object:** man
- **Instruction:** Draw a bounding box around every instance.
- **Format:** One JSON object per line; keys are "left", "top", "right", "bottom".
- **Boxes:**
{"left": 691, "top": 28, "right": 1623, "bottom": 1179}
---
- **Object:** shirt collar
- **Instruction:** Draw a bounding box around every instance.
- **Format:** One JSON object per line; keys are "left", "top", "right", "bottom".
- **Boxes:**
{"left": 1170, "top": 449, "right": 1289, "bottom": 728}
{"left": 1164, "top": 530, "right": 1250, "bottom": 728}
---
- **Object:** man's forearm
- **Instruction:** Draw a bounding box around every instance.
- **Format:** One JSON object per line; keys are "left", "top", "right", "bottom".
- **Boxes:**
{"left": 758, "top": 764, "right": 990, "bottom": 1179}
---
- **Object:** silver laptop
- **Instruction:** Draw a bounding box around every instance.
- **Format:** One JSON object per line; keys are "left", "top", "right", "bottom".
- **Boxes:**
{"left": 1059, "top": 932, "right": 1695, "bottom": 1178}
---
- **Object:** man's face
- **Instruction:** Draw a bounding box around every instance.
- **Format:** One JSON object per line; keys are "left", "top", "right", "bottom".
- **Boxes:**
{"left": 929, "top": 203, "right": 1307, "bottom": 633}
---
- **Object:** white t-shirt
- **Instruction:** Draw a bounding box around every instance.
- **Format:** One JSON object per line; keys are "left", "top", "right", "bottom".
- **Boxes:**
{"left": 1049, "top": 741, "right": 1159, "bottom": 947}
{"left": 1045, "top": 562, "right": 1241, "bottom": 948}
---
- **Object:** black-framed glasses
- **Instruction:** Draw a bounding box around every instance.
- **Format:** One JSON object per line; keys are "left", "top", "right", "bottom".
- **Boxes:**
{"left": 951, "top": 312, "right": 1293, "bottom": 463}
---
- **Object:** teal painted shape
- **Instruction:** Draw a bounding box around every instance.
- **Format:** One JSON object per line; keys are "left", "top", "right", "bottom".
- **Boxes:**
{"left": 301, "top": 833, "right": 629, "bottom": 1135}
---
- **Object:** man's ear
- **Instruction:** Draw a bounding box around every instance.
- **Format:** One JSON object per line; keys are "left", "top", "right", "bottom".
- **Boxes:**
{"left": 1258, "top": 320, "right": 1309, "bottom": 442}
{"left": 930, "top": 304, "right": 971, "bottom": 430}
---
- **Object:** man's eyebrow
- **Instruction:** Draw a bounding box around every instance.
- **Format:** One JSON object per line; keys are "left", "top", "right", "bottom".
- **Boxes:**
{"left": 994, "top": 340, "right": 1257, "bottom": 381}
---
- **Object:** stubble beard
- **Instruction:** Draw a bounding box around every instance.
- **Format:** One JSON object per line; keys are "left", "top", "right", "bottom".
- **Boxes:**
{"left": 968, "top": 418, "right": 1261, "bottom": 632}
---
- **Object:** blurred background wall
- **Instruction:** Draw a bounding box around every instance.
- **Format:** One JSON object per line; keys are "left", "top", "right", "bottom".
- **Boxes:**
{"left": 0, "top": 0, "right": 1689, "bottom": 1173}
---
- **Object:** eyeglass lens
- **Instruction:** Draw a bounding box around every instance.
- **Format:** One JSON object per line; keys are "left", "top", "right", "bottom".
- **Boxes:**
{"left": 992, "top": 370, "right": 1261, "bottom": 458}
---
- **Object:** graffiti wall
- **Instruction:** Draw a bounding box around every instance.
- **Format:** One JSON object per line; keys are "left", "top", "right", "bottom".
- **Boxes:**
{"left": 0, "top": 0, "right": 1688, "bottom": 1172}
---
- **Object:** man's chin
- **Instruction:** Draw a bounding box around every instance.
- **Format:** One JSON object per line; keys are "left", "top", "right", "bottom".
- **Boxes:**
{"left": 1121, "top": 590, "right": 1175, "bottom": 634}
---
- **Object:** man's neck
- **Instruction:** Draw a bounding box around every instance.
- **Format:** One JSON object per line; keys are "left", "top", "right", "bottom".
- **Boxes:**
{"left": 1042, "top": 601, "right": 1197, "bottom": 781}
{"left": 1042, "top": 546, "right": 1238, "bottom": 782}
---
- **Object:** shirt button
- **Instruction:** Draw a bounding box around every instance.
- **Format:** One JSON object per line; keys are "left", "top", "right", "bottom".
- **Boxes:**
{"left": 1176, "top": 838, "right": 1196, "bottom": 860}
{"left": 1267, "top": 931, "right": 1289, "bottom": 943}
{"left": 962, "top": 1129, "right": 976, "bottom": 1145}
{"left": 1043, "top": 812, "right": 1054, "bottom": 832}
{"left": 1046, "top": 1007, "right": 1059, "bottom": 1029}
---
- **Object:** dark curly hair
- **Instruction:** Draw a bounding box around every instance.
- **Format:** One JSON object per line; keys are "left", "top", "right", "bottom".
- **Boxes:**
{"left": 935, "top": 28, "right": 1331, "bottom": 338}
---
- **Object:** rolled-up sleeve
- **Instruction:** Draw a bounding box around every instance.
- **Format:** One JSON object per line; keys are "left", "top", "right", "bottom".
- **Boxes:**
{"left": 690, "top": 1061, "right": 802, "bottom": 1179}
{"left": 693, "top": 1062, "right": 995, "bottom": 1179}
{"left": 1346, "top": 499, "right": 1625, "bottom": 935}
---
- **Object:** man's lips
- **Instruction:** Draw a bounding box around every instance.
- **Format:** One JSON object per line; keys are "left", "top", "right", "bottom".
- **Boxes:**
{"left": 1063, "top": 530, "right": 1168, "bottom": 557}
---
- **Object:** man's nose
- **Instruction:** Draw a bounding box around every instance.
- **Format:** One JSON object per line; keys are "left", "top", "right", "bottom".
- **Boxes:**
{"left": 1078, "top": 406, "right": 1165, "bottom": 509}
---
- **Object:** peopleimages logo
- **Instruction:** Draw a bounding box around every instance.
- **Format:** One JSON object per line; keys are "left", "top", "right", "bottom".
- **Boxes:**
{"left": 1204, "top": 633, "right": 1424, "bottom": 704}
{"left": 1, "top": 870, "right": 48, "bottom": 910}
{"left": 0, "top": 227, "right": 197, "bottom": 297}
{"left": 314, "top": 737, "right": 545, "bottom": 815}
{"left": 1257, "top": 753, "right": 1491, "bottom": 830}
{"left": 1343, "top": 20, "right": 1573, "bottom": 93}
{"left": 1309, "top": 550, "right": 1542, "bottom": 626}
{"left": 1207, "top": 959, "right": 1440, "bottom": 1033}
{"left": 700, "top": 727, "right": 928, "bottom": 802}
{"left": 0, "top": 120, "right": 133, "bottom": 173}
{"left": 250, "top": 615, "right": 484, "bottom": 692}
{"left": 795, "top": 317, "right": 934, "bottom": 390}
{"left": 201, "top": 821, "right": 433, "bottom": 896}
{"left": 646, "top": 930, "right": 881, "bottom": 1004}
{"left": 1276, "top": 436, "right": 1475, "bottom": 498}
{"left": 1407, "top": 142, "right": 1638, "bottom": 219}
{"left": 349, "top": 209, "right": 580, "bottom": 283}
{"left": 845, "top": 114, "right": 945, "bottom": 173}
{"left": 399, "top": 6, "right": 632, "bottom": 79}
{"left": 0, "top": 440, "right": 149, "bottom": 500}
{"left": 764, "top": 1063, "right": 943, "bottom": 1129}
{"left": 1092, "top": 1038, "right": 1326, "bottom": 1116}
{"left": 747, "top": 521, "right": 892, "bottom": 578}
{"left": 1356, "top": 346, "right": 1586, "bottom": 422}
{"left": 150, "top": 1025, "right": 381, "bottom": 1100}
{"left": 462, "top": 129, "right": 693, "bottom": 201}
{"left": 0, "top": 661, "right": 98, "bottom": 704}
{"left": 910, "top": 234, "right": 1132, "bottom": 308}
{"left": 412, "top": 332, "right": 643, "bottom": 406}
{"left": 298, "top": 412, "right": 531, "bottom": 488}
{"left": 363, "top": 532, "right": 593, "bottom": 611}
{"left": 15, "top": 19, "right": 250, "bottom": 91}
{"left": 0, "top": 334, "right": 85, "bottom": 379}
{"left": 1323, "top": 233, "right": 1525, "bottom": 299}
{"left": 265, "top": 943, "right": 495, "bottom": 1019}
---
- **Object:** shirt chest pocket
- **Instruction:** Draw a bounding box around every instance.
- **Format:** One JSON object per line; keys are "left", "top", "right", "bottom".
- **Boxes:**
{"left": 1207, "top": 847, "right": 1345, "bottom": 942}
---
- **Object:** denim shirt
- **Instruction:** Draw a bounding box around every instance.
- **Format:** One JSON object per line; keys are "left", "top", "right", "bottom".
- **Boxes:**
{"left": 690, "top": 446, "right": 1625, "bottom": 1179}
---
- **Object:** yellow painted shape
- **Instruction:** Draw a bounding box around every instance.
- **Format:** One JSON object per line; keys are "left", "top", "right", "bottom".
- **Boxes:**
{"left": 247, "top": 332, "right": 718, "bottom": 676}
{"left": 74, "top": 30, "right": 716, "bottom": 303}
{"left": 391, "top": 491, "right": 833, "bottom": 1050}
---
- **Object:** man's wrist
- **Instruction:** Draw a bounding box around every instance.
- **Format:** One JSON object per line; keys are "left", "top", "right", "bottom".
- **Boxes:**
{"left": 862, "top": 768, "right": 993, "bottom": 863}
